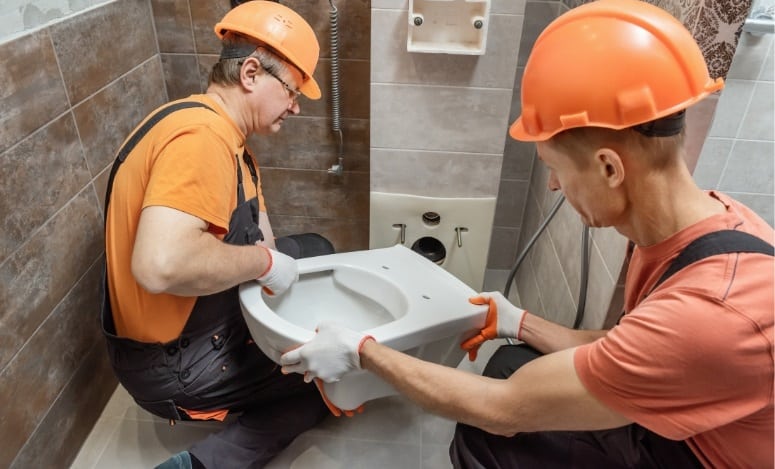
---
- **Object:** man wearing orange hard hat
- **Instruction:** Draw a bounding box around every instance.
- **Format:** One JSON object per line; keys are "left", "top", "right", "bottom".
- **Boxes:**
{"left": 101, "top": 2, "right": 333, "bottom": 468}
{"left": 281, "top": 0, "right": 774, "bottom": 467}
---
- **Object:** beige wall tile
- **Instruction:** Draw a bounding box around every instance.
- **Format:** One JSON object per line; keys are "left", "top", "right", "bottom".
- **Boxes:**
{"left": 371, "top": 10, "right": 522, "bottom": 89}
{"left": 371, "top": 148, "right": 502, "bottom": 197}
{"left": 371, "top": 84, "right": 511, "bottom": 154}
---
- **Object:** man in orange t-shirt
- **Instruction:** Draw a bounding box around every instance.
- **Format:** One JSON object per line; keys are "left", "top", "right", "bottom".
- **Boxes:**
{"left": 102, "top": 3, "right": 333, "bottom": 468}
{"left": 277, "top": 1, "right": 774, "bottom": 467}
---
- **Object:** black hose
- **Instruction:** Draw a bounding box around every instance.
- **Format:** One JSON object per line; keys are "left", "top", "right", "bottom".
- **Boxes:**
{"left": 573, "top": 225, "right": 590, "bottom": 329}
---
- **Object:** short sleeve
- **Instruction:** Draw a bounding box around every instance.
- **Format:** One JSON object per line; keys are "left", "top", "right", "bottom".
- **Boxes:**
{"left": 574, "top": 288, "right": 772, "bottom": 440}
{"left": 144, "top": 127, "right": 236, "bottom": 232}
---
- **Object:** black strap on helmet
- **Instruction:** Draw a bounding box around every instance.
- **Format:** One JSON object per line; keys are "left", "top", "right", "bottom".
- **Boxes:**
{"left": 632, "top": 110, "right": 686, "bottom": 137}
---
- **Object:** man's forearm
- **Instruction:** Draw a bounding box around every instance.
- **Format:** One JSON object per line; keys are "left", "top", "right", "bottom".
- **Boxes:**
{"left": 519, "top": 313, "right": 607, "bottom": 354}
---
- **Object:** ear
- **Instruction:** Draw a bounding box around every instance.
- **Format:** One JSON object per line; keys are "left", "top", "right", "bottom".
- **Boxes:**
{"left": 595, "top": 148, "right": 625, "bottom": 188}
{"left": 239, "top": 56, "right": 261, "bottom": 90}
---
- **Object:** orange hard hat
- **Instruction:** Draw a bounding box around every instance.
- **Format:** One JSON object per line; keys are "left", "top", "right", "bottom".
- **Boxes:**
{"left": 510, "top": 0, "right": 724, "bottom": 141}
{"left": 215, "top": 1, "right": 321, "bottom": 100}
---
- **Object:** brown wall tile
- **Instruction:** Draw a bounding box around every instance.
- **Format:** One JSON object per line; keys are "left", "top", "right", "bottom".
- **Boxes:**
{"left": 270, "top": 215, "right": 369, "bottom": 252}
{"left": 152, "top": 0, "right": 196, "bottom": 53}
{"left": 260, "top": 167, "right": 369, "bottom": 219}
{"left": 284, "top": 0, "right": 371, "bottom": 60}
{"left": 49, "top": 0, "right": 157, "bottom": 104}
{"left": 0, "top": 187, "right": 103, "bottom": 372}
{"left": 0, "top": 114, "right": 90, "bottom": 263}
{"left": 250, "top": 117, "right": 369, "bottom": 172}
{"left": 302, "top": 58, "right": 370, "bottom": 119}
{"left": 72, "top": 58, "right": 167, "bottom": 177}
{"left": 162, "top": 53, "right": 203, "bottom": 100}
{"left": 0, "top": 259, "right": 104, "bottom": 468}
{"left": 10, "top": 343, "right": 117, "bottom": 469}
{"left": 0, "top": 30, "right": 69, "bottom": 155}
{"left": 190, "top": 0, "right": 230, "bottom": 54}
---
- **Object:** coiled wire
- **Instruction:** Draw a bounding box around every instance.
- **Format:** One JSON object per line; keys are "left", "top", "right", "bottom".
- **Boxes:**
{"left": 329, "top": 1, "right": 344, "bottom": 159}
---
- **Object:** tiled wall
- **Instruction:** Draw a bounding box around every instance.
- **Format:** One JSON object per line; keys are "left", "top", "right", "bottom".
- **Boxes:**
{"left": 495, "top": 0, "right": 760, "bottom": 329}
{"left": 0, "top": 0, "right": 111, "bottom": 42}
{"left": 369, "top": 1, "right": 524, "bottom": 198}
{"left": 153, "top": 0, "right": 373, "bottom": 252}
{"left": 694, "top": 30, "right": 775, "bottom": 225}
{"left": 0, "top": 1, "right": 166, "bottom": 466}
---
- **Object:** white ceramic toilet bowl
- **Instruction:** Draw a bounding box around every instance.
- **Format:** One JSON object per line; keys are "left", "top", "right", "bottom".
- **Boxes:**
{"left": 239, "top": 244, "right": 488, "bottom": 411}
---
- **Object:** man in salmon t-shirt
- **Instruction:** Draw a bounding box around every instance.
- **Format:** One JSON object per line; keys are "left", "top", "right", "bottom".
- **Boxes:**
{"left": 278, "top": 0, "right": 774, "bottom": 467}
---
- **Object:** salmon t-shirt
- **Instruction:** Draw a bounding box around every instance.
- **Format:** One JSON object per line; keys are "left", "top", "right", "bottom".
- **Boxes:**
{"left": 574, "top": 192, "right": 774, "bottom": 468}
{"left": 105, "top": 95, "right": 265, "bottom": 343}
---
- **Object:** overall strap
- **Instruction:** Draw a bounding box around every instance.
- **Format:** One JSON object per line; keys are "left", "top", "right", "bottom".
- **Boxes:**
{"left": 652, "top": 229, "right": 774, "bottom": 293}
{"left": 103, "top": 101, "right": 215, "bottom": 222}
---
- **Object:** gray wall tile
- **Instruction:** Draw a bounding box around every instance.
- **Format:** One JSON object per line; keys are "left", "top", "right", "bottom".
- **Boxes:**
{"left": 726, "top": 32, "right": 773, "bottom": 81}
{"left": 371, "top": 84, "right": 511, "bottom": 154}
{"left": 494, "top": 179, "right": 529, "bottom": 226}
{"left": 708, "top": 79, "right": 755, "bottom": 138}
{"left": 693, "top": 137, "right": 734, "bottom": 189}
{"left": 0, "top": 29, "right": 69, "bottom": 155}
{"left": 487, "top": 226, "right": 521, "bottom": 270}
{"left": 718, "top": 140, "right": 774, "bottom": 194}
{"left": 738, "top": 81, "right": 774, "bottom": 141}
{"left": 49, "top": 0, "right": 157, "bottom": 104}
{"left": 371, "top": 149, "right": 502, "bottom": 197}
{"left": 726, "top": 192, "right": 774, "bottom": 226}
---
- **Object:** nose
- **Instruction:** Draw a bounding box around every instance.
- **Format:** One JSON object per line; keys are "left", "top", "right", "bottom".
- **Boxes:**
{"left": 547, "top": 170, "right": 561, "bottom": 192}
{"left": 288, "top": 100, "right": 300, "bottom": 114}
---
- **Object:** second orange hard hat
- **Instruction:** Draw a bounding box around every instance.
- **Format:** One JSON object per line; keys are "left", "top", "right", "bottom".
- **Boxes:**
{"left": 510, "top": 0, "right": 724, "bottom": 142}
{"left": 215, "top": 1, "right": 322, "bottom": 100}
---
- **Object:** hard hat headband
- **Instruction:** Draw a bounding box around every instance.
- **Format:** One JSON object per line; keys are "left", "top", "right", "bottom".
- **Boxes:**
{"left": 219, "top": 43, "right": 259, "bottom": 60}
{"left": 631, "top": 110, "right": 686, "bottom": 137}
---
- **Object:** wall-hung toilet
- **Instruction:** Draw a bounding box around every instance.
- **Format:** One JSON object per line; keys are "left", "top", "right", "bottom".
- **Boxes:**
{"left": 239, "top": 244, "right": 488, "bottom": 411}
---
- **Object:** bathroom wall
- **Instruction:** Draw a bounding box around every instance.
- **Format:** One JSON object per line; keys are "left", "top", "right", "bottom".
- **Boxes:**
{"left": 693, "top": 29, "right": 774, "bottom": 225}
{"left": 154, "top": 0, "right": 373, "bottom": 252}
{"left": 495, "top": 0, "right": 759, "bottom": 329}
{"left": 370, "top": 0, "right": 524, "bottom": 282}
{"left": 0, "top": 1, "right": 165, "bottom": 466}
{"left": 0, "top": 0, "right": 112, "bottom": 42}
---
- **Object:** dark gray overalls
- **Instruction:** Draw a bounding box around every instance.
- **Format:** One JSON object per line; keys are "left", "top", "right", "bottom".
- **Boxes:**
{"left": 100, "top": 102, "right": 333, "bottom": 468}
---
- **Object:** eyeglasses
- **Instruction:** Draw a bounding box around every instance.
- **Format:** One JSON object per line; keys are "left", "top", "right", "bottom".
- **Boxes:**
{"left": 261, "top": 65, "right": 301, "bottom": 103}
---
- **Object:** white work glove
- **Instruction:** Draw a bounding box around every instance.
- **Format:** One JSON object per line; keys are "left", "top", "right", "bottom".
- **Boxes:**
{"left": 461, "top": 291, "right": 528, "bottom": 361}
{"left": 256, "top": 245, "right": 298, "bottom": 296}
{"left": 280, "top": 321, "right": 375, "bottom": 383}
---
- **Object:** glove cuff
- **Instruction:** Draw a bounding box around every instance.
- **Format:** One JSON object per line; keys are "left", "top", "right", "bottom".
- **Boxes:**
{"left": 355, "top": 335, "right": 375, "bottom": 368}
{"left": 256, "top": 244, "right": 273, "bottom": 279}
{"left": 516, "top": 311, "right": 529, "bottom": 341}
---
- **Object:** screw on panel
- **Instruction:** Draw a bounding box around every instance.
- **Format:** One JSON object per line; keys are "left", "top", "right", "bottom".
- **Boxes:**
{"left": 414, "top": 16, "right": 423, "bottom": 26}
{"left": 473, "top": 19, "right": 483, "bottom": 29}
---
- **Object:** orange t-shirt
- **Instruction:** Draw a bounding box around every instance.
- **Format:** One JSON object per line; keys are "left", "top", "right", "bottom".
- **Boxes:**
{"left": 574, "top": 192, "right": 774, "bottom": 468}
{"left": 105, "top": 95, "right": 265, "bottom": 343}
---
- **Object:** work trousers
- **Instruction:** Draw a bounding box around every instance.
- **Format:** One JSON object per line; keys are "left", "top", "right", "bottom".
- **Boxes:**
{"left": 449, "top": 345, "right": 703, "bottom": 469}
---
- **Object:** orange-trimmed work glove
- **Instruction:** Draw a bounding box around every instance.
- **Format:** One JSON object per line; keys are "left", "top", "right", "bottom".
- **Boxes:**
{"left": 280, "top": 321, "right": 374, "bottom": 383}
{"left": 256, "top": 245, "right": 298, "bottom": 296}
{"left": 313, "top": 379, "right": 365, "bottom": 418}
{"left": 461, "top": 291, "right": 527, "bottom": 361}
